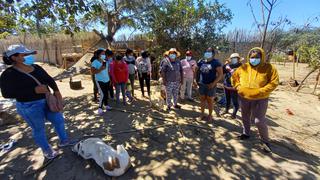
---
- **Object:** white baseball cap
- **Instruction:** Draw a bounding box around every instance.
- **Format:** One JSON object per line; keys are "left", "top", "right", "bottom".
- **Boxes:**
{"left": 6, "top": 44, "right": 36, "bottom": 57}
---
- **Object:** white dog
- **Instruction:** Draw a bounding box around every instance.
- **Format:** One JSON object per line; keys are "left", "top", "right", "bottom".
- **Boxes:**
{"left": 72, "top": 138, "right": 131, "bottom": 176}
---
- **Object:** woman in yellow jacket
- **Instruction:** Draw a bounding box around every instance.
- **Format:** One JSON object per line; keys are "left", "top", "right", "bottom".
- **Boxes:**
{"left": 231, "top": 47, "right": 279, "bottom": 153}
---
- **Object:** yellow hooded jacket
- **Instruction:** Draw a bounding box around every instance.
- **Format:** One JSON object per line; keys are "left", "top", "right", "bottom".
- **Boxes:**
{"left": 231, "top": 47, "right": 279, "bottom": 100}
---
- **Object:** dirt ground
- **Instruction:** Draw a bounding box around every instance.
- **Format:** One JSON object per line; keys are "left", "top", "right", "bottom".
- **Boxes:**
{"left": 0, "top": 62, "right": 319, "bottom": 179}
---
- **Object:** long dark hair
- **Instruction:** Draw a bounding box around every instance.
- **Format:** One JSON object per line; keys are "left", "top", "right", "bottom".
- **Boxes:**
{"left": 125, "top": 48, "right": 133, "bottom": 56}
{"left": 90, "top": 49, "right": 105, "bottom": 63}
{"left": 2, "top": 52, "right": 18, "bottom": 65}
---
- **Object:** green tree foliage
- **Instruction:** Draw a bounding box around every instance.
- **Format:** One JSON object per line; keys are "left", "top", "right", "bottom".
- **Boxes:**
{"left": 139, "top": 0, "right": 232, "bottom": 58}
{"left": 277, "top": 28, "right": 320, "bottom": 67}
{"left": 297, "top": 44, "right": 320, "bottom": 69}
{"left": 81, "top": 0, "right": 153, "bottom": 43}
{"left": 0, "top": 0, "right": 152, "bottom": 40}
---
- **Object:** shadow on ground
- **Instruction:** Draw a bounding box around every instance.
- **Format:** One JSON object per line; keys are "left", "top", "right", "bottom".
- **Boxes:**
{"left": 0, "top": 94, "right": 319, "bottom": 179}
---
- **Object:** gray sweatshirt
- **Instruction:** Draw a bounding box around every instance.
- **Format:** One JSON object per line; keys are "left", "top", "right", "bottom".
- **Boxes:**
{"left": 161, "top": 58, "right": 183, "bottom": 84}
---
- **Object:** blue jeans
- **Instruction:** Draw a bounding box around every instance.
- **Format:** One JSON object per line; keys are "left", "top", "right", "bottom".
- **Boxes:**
{"left": 115, "top": 83, "right": 126, "bottom": 103}
{"left": 16, "top": 99, "right": 68, "bottom": 152}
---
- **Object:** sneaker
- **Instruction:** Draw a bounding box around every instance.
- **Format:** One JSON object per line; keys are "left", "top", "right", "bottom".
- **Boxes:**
{"left": 98, "top": 108, "right": 103, "bottom": 115}
{"left": 128, "top": 97, "right": 134, "bottom": 103}
{"left": 58, "top": 139, "right": 78, "bottom": 148}
{"left": 187, "top": 98, "right": 195, "bottom": 102}
{"left": 106, "top": 105, "right": 112, "bottom": 111}
{"left": 262, "top": 142, "right": 272, "bottom": 153}
{"left": 43, "top": 149, "right": 58, "bottom": 159}
{"left": 238, "top": 134, "right": 250, "bottom": 140}
{"left": 174, "top": 105, "right": 181, "bottom": 109}
{"left": 221, "top": 111, "right": 229, "bottom": 115}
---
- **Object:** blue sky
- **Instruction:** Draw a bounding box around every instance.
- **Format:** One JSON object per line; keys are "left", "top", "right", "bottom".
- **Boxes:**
{"left": 115, "top": 0, "right": 320, "bottom": 39}
{"left": 220, "top": 0, "right": 320, "bottom": 32}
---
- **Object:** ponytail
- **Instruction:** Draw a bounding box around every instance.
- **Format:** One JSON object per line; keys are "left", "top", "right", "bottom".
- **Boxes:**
{"left": 2, "top": 52, "right": 14, "bottom": 65}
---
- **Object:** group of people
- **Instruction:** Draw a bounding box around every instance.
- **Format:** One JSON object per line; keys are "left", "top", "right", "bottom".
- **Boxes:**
{"left": 89, "top": 48, "right": 152, "bottom": 115}
{"left": 0, "top": 44, "right": 278, "bottom": 160}
{"left": 162, "top": 47, "right": 278, "bottom": 152}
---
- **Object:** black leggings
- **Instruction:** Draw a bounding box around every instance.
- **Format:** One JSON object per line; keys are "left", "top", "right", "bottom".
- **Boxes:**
{"left": 138, "top": 72, "right": 150, "bottom": 96}
{"left": 225, "top": 88, "right": 239, "bottom": 115}
{"left": 92, "top": 75, "right": 98, "bottom": 99}
{"left": 96, "top": 81, "right": 110, "bottom": 108}
{"left": 108, "top": 77, "right": 114, "bottom": 99}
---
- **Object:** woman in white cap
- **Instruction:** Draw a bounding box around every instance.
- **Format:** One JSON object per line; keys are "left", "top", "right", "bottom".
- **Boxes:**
{"left": 222, "top": 53, "right": 242, "bottom": 119}
{"left": 0, "top": 44, "right": 76, "bottom": 159}
{"left": 180, "top": 50, "right": 197, "bottom": 101}
{"left": 161, "top": 48, "right": 183, "bottom": 111}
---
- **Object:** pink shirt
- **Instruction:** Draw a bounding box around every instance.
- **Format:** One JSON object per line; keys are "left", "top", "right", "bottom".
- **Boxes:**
{"left": 180, "top": 59, "right": 197, "bottom": 79}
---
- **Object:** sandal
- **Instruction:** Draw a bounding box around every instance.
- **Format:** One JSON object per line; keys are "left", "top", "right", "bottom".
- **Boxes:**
{"left": 58, "top": 139, "right": 78, "bottom": 148}
{"left": 206, "top": 115, "right": 213, "bottom": 121}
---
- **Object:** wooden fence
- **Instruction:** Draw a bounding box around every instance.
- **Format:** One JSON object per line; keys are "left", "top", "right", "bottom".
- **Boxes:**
{"left": 0, "top": 32, "right": 100, "bottom": 66}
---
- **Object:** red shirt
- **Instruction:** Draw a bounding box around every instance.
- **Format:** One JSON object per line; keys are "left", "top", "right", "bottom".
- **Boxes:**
{"left": 110, "top": 60, "right": 129, "bottom": 83}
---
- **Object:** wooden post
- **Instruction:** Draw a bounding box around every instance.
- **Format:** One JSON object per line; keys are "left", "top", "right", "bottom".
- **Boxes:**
{"left": 313, "top": 69, "right": 320, "bottom": 94}
{"left": 55, "top": 39, "right": 58, "bottom": 65}
{"left": 288, "top": 54, "right": 295, "bottom": 79}
{"left": 42, "top": 39, "right": 46, "bottom": 63}
{"left": 42, "top": 39, "right": 50, "bottom": 63}
{"left": 292, "top": 57, "right": 295, "bottom": 79}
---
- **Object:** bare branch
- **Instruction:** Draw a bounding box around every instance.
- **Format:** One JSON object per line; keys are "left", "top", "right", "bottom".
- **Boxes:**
{"left": 248, "top": 0, "right": 263, "bottom": 34}
{"left": 261, "top": 0, "right": 270, "bottom": 11}
{"left": 265, "top": 0, "right": 272, "bottom": 6}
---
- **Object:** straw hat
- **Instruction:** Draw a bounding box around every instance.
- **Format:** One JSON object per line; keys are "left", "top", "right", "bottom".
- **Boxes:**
{"left": 164, "top": 48, "right": 181, "bottom": 57}
{"left": 230, "top": 53, "right": 240, "bottom": 59}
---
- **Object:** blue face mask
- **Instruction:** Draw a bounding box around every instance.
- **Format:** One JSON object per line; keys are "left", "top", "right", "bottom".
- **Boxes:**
{"left": 23, "top": 55, "right": 35, "bottom": 65}
{"left": 249, "top": 58, "right": 261, "bottom": 66}
{"left": 204, "top": 52, "right": 213, "bottom": 59}
{"left": 169, "top": 54, "right": 176, "bottom": 60}
{"left": 231, "top": 58, "right": 238, "bottom": 64}
{"left": 101, "top": 55, "right": 106, "bottom": 60}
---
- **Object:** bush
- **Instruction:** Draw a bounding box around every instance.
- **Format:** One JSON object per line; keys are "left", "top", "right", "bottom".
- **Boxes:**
{"left": 297, "top": 45, "right": 320, "bottom": 69}
{"left": 270, "top": 52, "right": 286, "bottom": 62}
{"left": 0, "top": 32, "right": 10, "bottom": 39}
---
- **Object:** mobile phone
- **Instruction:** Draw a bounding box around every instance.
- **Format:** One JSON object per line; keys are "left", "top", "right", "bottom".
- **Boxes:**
{"left": 103, "top": 61, "right": 107, "bottom": 66}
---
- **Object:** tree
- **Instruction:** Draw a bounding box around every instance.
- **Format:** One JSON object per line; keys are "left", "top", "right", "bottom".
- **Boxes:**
{"left": 247, "top": 0, "right": 291, "bottom": 61}
{"left": 81, "top": 0, "right": 153, "bottom": 46}
{"left": 0, "top": 0, "right": 150, "bottom": 42}
{"left": 140, "top": 0, "right": 232, "bottom": 58}
{"left": 0, "top": 0, "right": 88, "bottom": 38}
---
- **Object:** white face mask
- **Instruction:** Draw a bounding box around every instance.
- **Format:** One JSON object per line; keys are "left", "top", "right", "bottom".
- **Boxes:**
{"left": 186, "top": 56, "right": 192, "bottom": 61}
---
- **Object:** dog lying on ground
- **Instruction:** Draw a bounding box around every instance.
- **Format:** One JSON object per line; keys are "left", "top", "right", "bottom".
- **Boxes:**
{"left": 72, "top": 138, "right": 131, "bottom": 176}
{"left": 149, "top": 78, "right": 167, "bottom": 110}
